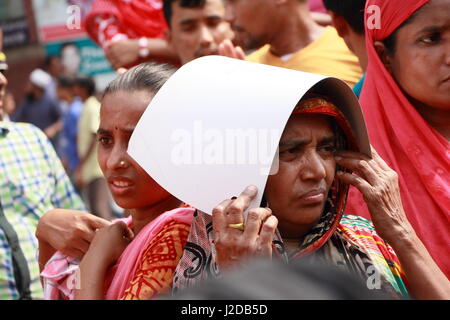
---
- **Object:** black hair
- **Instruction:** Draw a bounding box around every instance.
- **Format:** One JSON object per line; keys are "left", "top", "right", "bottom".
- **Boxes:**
{"left": 103, "top": 62, "right": 176, "bottom": 97}
{"left": 75, "top": 76, "right": 96, "bottom": 97}
{"left": 57, "top": 76, "right": 76, "bottom": 88}
{"left": 322, "top": 0, "right": 366, "bottom": 34}
{"left": 43, "top": 55, "right": 60, "bottom": 68}
{"left": 163, "top": 0, "right": 206, "bottom": 27}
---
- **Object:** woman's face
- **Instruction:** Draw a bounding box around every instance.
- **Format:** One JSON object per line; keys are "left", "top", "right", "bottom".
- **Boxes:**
{"left": 264, "top": 114, "right": 336, "bottom": 239}
{"left": 98, "top": 90, "right": 171, "bottom": 210}
{"left": 385, "top": 0, "right": 450, "bottom": 110}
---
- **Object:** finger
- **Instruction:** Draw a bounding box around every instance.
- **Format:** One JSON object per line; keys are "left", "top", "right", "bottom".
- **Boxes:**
{"left": 62, "top": 247, "right": 85, "bottom": 260}
{"left": 335, "top": 150, "right": 371, "bottom": 161}
{"left": 123, "top": 226, "right": 134, "bottom": 241}
{"left": 225, "top": 185, "right": 258, "bottom": 225}
{"left": 223, "top": 42, "right": 234, "bottom": 58}
{"left": 258, "top": 215, "right": 278, "bottom": 255}
{"left": 212, "top": 199, "right": 233, "bottom": 236}
{"left": 335, "top": 157, "right": 379, "bottom": 186}
{"left": 72, "top": 238, "right": 91, "bottom": 253}
{"left": 219, "top": 39, "right": 234, "bottom": 58}
{"left": 89, "top": 215, "right": 112, "bottom": 229}
{"left": 112, "top": 221, "right": 135, "bottom": 243}
{"left": 218, "top": 41, "right": 228, "bottom": 56}
{"left": 79, "top": 215, "right": 111, "bottom": 242}
{"left": 235, "top": 46, "right": 246, "bottom": 60}
{"left": 370, "top": 146, "right": 391, "bottom": 171}
{"left": 79, "top": 228, "right": 97, "bottom": 243}
{"left": 114, "top": 221, "right": 129, "bottom": 232}
{"left": 336, "top": 171, "right": 372, "bottom": 195}
{"left": 242, "top": 207, "right": 272, "bottom": 242}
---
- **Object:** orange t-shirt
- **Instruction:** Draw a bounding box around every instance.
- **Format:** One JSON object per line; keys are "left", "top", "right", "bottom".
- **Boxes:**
{"left": 246, "top": 27, "right": 363, "bottom": 87}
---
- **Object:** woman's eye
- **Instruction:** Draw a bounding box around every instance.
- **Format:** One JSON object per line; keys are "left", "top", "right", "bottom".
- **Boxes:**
{"left": 319, "top": 144, "right": 336, "bottom": 153}
{"left": 98, "top": 136, "right": 112, "bottom": 146}
{"left": 280, "top": 147, "right": 298, "bottom": 155}
{"left": 419, "top": 33, "right": 441, "bottom": 45}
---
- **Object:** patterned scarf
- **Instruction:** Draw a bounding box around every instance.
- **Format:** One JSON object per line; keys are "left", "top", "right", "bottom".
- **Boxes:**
{"left": 173, "top": 98, "right": 409, "bottom": 298}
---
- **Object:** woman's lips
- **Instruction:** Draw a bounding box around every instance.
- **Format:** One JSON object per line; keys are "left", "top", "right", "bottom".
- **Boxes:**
{"left": 298, "top": 189, "right": 326, "bottom": 204}
{"left": 108, "top": 178, "right": 134, "bottom": 195}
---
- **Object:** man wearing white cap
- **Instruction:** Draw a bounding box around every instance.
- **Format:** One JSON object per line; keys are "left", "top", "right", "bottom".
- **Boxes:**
{"left": 11, "top": 68, "right": 63, "bottom": 148}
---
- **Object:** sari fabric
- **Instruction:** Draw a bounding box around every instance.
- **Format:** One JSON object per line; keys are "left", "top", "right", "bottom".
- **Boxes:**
{"left": 172, "top": 99, "right": 408, "bottom": 298}
{"left": 41, "top": 207, "right": 194, "bottom": 300}
{"left": 345, "top": 0, "right": 450, "bottom": 278}
{"left": 173, "top": 211, "right": 407, "bottom": 298}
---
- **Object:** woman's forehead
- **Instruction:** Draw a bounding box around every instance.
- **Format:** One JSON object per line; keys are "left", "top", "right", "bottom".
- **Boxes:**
{"left": 101, "top": 90, "right": 151, "bottom": 115}
{"left": 403, "top": 0, "right": 450, "bottom": 30}
{"left": 282, "top": 114, "right": 335, "bottom": 140}
{"left": 285, "top": 114, "right": 334, "bottom": 131}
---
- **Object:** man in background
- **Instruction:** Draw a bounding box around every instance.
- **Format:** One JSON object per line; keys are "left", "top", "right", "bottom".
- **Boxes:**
{"left": 11, "top": 69, "right": 63, "bottom": 148}
{"left": 56, "top": 76, "right": 83, "bottom": 175}
{"left": 163, "top": 0, "right": 234, "bottom": 65}
{"left": 222, "top": 0, "right": 363, "bottom": 87}
{"left": 74, "top": 76, "right": 113, "bottom": 221}
{"left": 322, "top": 0, "right": 367, "bottom": 96}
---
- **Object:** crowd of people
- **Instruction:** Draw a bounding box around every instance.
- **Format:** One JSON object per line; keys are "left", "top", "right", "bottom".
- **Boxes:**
{"left": 0, "top": 0, "right": 448, "bottom": 300}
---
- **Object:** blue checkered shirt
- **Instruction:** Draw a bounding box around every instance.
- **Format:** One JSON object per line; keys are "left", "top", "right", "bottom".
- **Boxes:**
{"left": 0, "top": 121, "right": 85, "bottom": 299}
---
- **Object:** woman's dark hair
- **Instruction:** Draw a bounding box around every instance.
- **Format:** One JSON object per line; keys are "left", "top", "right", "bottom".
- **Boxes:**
{"left": 103, "top": 62, "right": 176, "bottom": 98}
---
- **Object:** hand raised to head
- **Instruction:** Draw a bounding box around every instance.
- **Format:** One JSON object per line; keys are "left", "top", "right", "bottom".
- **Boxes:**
{"left": 335, "top": 146, "right": 415, "bottom": 244}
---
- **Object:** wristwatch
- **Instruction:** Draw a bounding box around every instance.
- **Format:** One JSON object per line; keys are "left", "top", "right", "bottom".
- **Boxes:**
{"left": 138, "top": 37, "right": 150, "bottom": 58}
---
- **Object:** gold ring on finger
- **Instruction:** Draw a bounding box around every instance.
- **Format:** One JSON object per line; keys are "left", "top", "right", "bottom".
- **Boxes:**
{"left": 228, "top": 222, "right": 245, "bottom": 231}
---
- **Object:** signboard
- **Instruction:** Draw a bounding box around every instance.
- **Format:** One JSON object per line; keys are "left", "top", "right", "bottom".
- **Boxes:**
{"left": 0, "top": 0, "right": 30, "bottom": 48}
{"left": 32, "top": 0, "right": 94, "bottom": 42}
{"left": 45, "top": 38, "right": 116, "bottom": 91}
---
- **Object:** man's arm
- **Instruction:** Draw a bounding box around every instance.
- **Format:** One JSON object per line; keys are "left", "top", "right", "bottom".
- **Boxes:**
{"left": 104, "top": 38, "right": 180, "bottom": 69}
{"left": 43, "top": 120, "right": 62, "bottom": 139}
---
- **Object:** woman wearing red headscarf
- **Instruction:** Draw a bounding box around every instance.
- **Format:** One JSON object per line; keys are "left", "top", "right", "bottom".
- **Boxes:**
{"left": 346, "top": 0, "right": 450, "bottom": 278}
{"left": 84, "top": 0, "right": 180, "bottom": 69}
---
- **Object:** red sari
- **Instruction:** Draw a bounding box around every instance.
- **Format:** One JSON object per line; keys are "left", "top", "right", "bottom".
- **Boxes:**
{"left": 345, "top": 0, "right": 450, "bottom": 278}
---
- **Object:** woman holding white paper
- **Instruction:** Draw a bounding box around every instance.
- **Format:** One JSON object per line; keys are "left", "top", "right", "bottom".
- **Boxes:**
{"left": 173, "top": 94, "right": 450, "bottom": 300}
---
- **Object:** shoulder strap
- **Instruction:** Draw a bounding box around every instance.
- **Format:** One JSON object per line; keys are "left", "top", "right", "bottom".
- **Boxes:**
{"left": 0, "top": 200, "right": 32, "bottom": 299}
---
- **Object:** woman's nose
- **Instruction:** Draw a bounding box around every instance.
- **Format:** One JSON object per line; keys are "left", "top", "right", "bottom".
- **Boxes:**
{"left": 106, "top": 145, "right": 129, "bottom": 171}
{"left": 298, "top": 151, "right": 327, "bottom": 181}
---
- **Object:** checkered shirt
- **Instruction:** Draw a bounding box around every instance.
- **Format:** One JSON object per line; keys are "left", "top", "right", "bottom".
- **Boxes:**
{"left": 0, "top": 121, "right": 85, "bottom": 299}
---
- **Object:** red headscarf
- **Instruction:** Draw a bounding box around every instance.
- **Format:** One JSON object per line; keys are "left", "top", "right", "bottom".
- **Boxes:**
{"left": 346, "top": 0, "right": 450, "bottom": 278}
{"left": 291, "top": 98, "right": 357, "bottom": 257}
{"left": 85, "top": 0, "right": 167, "bottom": 41}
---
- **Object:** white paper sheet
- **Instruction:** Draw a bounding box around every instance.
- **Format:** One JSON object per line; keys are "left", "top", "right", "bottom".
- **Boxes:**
{"left": 128, "top": 56, "right": 369, "bottom": 215}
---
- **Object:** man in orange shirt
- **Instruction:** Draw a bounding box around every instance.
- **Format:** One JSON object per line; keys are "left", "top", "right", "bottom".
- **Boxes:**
{"left": 223, "top": 0, "right": 362, "bottom": 87}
